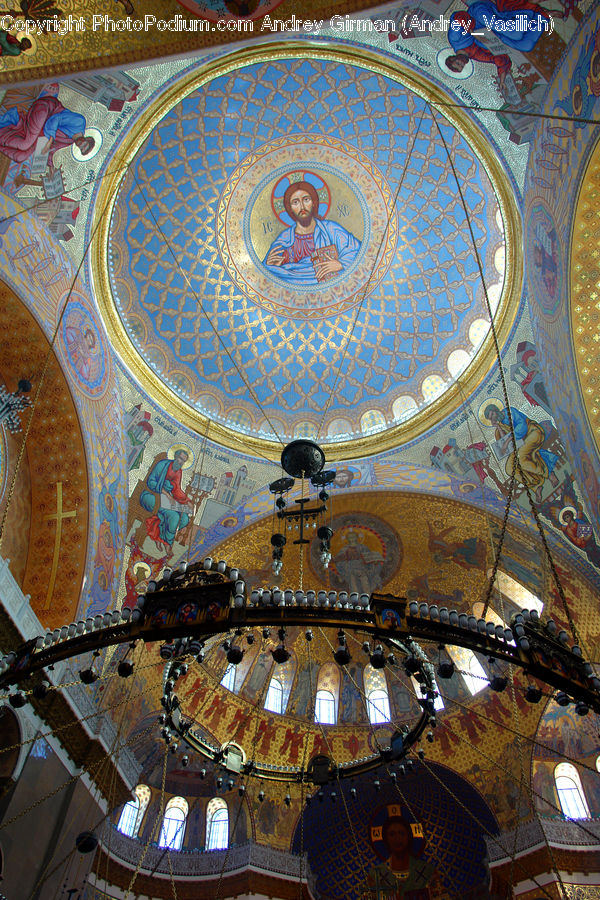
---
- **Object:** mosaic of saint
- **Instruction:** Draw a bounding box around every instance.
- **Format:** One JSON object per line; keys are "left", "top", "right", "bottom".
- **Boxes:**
{"left": 309, "top": 512, "right": 401, "bottom": 594}
{"left": 60, "top": 295, "right": 107, "bottom": 397}
{"left": 219, "top": 132, "right": 394, "bottom": 318}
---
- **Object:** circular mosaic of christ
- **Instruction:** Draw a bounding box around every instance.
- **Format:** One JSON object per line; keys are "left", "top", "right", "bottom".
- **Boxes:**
{"left": 218, "top": 134, "right": 397, "bottom": 317}
{"left": 102, "top": 50, "right": 516, "bottom": 450}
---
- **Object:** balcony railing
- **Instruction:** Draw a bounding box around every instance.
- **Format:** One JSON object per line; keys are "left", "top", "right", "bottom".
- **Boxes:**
{"left": 100, "top": 824, "right": 317, "bottom": 894}
{"left": 485, "top": 816, "right": 600, "bottom": 862}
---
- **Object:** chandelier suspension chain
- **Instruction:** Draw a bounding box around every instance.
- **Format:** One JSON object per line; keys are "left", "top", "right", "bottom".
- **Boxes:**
{"left": 102, "top": 648, "right": 149, "bottom": 900}
{"left": 315, "top": 104, "right": 426, "bottom": 441}
{"left": 214, "top": 633, "right": 274, "bottom": 900}
{"left": 0, "top": 647, "right": 168, "bottom": 706}
{"left": 316, "top": 626, "right": 458, "bottom": 892}
{"left": 27, "top": 658, "right": 145, "bottom": 900}
{"left": 318, "top": 626, "right": 487, "bottom": 897}
{"left": 481, "top": 439, "right": 518, "bottom": 616}
{"left": 437, "top": 693, "right": 600, "bottom": 845}
{"left": 132, "top": 171, "right": 285, "bottom": 454}
{"left": 124, "top": 744, "right": 169, "bottom": 900}
{"left": 434, "top": 706, "right": 592, "bottom": 895}
{"left": 429, "top": 105, "right": 581, "bottom": 653}
{"left": 0, "top": 102, "right": 589, "bottom": 236}
{"left": 415, "top": 748, "right": 557, "bottom": 900}
{"left": 453, "top": 375, "right": 525, "bottom": 624}
{"left": 0, "top": 58, "right": 596, "bottom": 900}
{"left": 0, "top": 718, "right": 155, "bottom": 834}
{"left": 307, "top": 634, "right": 371, "bottom": 890}
{"left": 0, "top": 670, "right": 163, "bottom": 760}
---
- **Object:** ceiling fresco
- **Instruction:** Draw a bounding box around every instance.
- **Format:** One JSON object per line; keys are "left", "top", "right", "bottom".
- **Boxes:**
{"left": 570, "top": 137, "right": 600, "bottom": 462}
{"left": 94, "top": 47, "right": 519, "bottom": 456}
{"left": 0, "top": 192, "right": 127, "bottom": 623}
{"left": 0, "top": 281, "right": 89, "bottom": 627}
{"left": 292, "top": 766, "right": 498, "bottom": 899}
{"left": 2, "top": 6, "right": 600, "bottom": 896}
{"left": 109, "top": 489, "right": 600, "bottom": 786}
{"left": 88, "top": 481, "right": 600, "bottom": 894}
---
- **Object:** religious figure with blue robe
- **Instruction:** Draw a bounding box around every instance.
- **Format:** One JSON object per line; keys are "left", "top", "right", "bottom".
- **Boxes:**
{"left": 0, "top": 87, "right": 95, "bottom": 165}
{"left": 140, "top": 449, "right": 194, "bottom": 554}
{"left": 444, "top": 0, "right": 563, "bottom": 84}
{"left": 263, "top": 181, "right": 360, "bottom": 286}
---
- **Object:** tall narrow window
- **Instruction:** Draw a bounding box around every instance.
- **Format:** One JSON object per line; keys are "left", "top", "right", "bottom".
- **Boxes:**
{"left": 221, "top": 664, "right": 236, "bottom": 692}
{"left": 314, "top": 662, "right": 340, "bottom": 724}
{"left": 315, "top": 689, "right": 336, "bottom": 724}
{"left": 363, "top": 664, "right": 391, "bottom": 723}
{"left": 117, "top": 784, "right": 150, "bottom": 838}
{"left": 488, "top": 569, "right": 544, "bottom": 615}
{"left": 206, "top": 798, "right": 229, "bottom": 850}
{"left": 430, "top": 675, "right": 445, "bottom": 711}
{"left": 117, "top": 796, "right": 139, "bottom": 837}
{"left": 555, "top": 763, "right": 590, "bottom": 819}
{"left": 264, "top": 677, "right": 283, "bottom": 714}
{"left": 448, "top": 647, "right": 488, "bottom": 696}
{"left": 367, "top": 688, "right": 391, "bottom": 724}
{"left": 159, "top": 796, "right": 189, "bottom": 851}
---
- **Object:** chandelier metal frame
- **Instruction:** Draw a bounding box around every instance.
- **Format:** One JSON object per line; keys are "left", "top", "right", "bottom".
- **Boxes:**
{"left": 1, "top": 558, "right": 599, "bottom": 785}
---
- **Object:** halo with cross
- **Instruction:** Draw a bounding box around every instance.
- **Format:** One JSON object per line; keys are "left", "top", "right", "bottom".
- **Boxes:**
{"left": 270, "top": 170, "right": 331, "bottom": 226}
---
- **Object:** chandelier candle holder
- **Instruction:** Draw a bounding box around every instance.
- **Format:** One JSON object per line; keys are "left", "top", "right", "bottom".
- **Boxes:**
{"left": 269, "top": 440, "right": 336, "bottom": 575}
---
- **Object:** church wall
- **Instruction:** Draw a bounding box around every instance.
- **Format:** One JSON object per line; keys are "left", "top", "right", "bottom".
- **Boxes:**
{"left": 0, "top": 733, "right": 102, "bottom": 899}
{"left": 0, "top": 191, "right": 129, "bottom": 623}
{"left": 0, "top": 425, "right": 31, "bottom": 589}
{"left": 524, "top": 3, "right": 600, "bottom": 528}
{"left": 119, "top": 781, "right": 250, "bottom": 852}
{"left": 0, "top": 281, "right": 91, "bottom": 628}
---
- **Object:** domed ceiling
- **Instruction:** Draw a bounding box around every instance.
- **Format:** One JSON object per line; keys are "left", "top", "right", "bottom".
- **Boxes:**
{"left": 94, "top": 46, "right": 520, "bottom": 458}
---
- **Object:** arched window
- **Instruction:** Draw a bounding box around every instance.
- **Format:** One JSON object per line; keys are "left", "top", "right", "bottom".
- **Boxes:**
{"left": 117, "top": 796, "right": 139, "bottom": 837}
{"left": 158, "top": 796, "right": 189, "bottom": 850}
{"left": 117, "top": 784, "right": 151, "bottom": 838}
{"left": 448, "top": 647, "right": 487, "bottom": 696}
{"left": 264, "top": 677, "right": 283, "bottom": 714}
{"left": 315, "top": 689, "right": 336, "bottom": 724}
{"left": 367, "top": 688, "right": 391, "bottom": 724}
{"left": 206, "top": 798, "right": 229, "bottom": 850}
{"left": 488, "top": 569, "right": 543, "bottom": 615}
{"left": 363, "top": 663, "right": 391, "bottom": 724}
{"left": 555, "top": 763, "right": 590, "bottom": 819}
{"left": 314, "top": 662, "right": 340, "bottom": 724}
{"left": 221, "top": 664, "right": 236, "bottom": 692}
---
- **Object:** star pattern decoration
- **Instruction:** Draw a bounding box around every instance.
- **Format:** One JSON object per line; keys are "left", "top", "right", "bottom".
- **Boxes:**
{"left": 109, "top": 57, "right": 504, "bottom": 442}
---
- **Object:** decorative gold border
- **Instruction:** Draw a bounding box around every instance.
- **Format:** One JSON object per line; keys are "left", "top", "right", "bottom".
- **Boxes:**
{"left": 569, "top": 138, "right": 600, "bottom": 458}
{"left": 91, "top": 42, "right": 522, "bottom": 462}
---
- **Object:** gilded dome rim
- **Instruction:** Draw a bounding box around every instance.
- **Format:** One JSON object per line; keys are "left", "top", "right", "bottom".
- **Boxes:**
{"left": 90, "top": 41, "right": 522, "bottom": 462}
